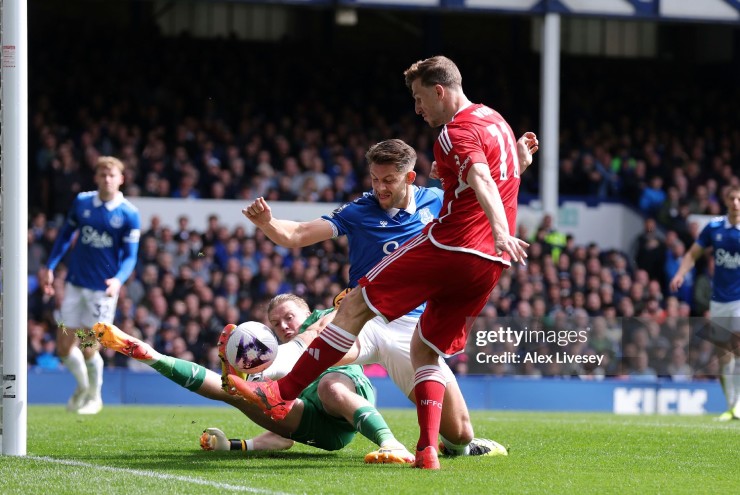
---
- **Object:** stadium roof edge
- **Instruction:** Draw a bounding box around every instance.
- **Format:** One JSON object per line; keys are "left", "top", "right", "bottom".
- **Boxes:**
{"left": 246, "top": 0, "right": 740, "bottom": 24}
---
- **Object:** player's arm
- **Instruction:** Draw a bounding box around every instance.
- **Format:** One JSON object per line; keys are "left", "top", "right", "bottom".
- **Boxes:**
{"left": 467, "top": 162, "right": 529, "bottom": 263}
{"left": 242, "top": 197, "right": 334, "bottom": 248}
{"left": 108, "top": 216, "right": 141, "bottom": 297}
{"left": 669, "top": 243, "right": 704, "bottom": 292}
{"left": 42, "top": 208, "right": 79, "bottom": 296}
{"left": 517, "top": 132, "right": 539, "bottom": 174}
{"left": 295, "top": 310, "right": 337, "bottom": 345}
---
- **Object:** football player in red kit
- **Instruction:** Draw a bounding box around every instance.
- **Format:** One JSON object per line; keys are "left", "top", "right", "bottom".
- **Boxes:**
{"left": 229, "top": 55, "right": 530, "bottom": 470}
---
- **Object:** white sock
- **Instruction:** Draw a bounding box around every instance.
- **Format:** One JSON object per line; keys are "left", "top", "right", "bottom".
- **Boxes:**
{"left": 720, "top": 356, "right": 735, "bottom": 409}
{"left": 440, "top": 435, "right": 470, "bottom": 456}
{"left": 85, "top": 352, "right": 104, "bottom": 400}
{"left": 732, "top": 356, "right": 740, "bottom": 411}
{"left": 61, "top": 346, "right": 89, "bottom": 391}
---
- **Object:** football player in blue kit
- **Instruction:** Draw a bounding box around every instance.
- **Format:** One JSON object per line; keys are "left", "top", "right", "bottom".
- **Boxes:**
{"left": 42, "top": 156, "right": 141, "bottom": 414}
{"left": 671, "top": 185, "right": 740, "bottom": 420}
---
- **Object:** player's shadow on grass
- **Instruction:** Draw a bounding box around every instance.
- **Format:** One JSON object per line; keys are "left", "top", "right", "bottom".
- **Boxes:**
{"left": 78, "top": 450, "right": 357, "bottom": 471}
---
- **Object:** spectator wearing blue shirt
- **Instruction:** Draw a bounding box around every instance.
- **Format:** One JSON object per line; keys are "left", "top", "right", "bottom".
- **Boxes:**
{"left": 639, "top": 176, "right": 667, "bottom": 217}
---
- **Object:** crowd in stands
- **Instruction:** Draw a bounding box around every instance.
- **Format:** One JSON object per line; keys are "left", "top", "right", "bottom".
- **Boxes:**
{"left": 25, "top": 21, "right": 740, "bottom": 382}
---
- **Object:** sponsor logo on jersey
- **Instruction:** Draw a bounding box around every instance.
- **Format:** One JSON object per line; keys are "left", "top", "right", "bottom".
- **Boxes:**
{"left": 80, "top": 226, "right": 114, "bottom": 248}
{"left": 715, "top": 248, "right": 740, "bottom": 269}
{"left": 83, "top": 210, "right": 91, "bottom": 218}
{"left": 383, "top": 240, "right": 399, "bottom": 254}
{"left": 455, "top": 155, "right": 463, "bottom": 180}
{"left": 380, "top": 220, "right": 388, "bottom": 227}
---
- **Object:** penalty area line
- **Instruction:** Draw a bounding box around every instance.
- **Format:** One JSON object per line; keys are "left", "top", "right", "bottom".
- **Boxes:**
{"left": 29, "top": 456, "right": 296, "bottom": 495}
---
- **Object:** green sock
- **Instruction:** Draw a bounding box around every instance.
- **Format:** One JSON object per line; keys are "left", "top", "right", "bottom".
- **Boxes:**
{"left": 151, "top": 356, "right": 206, "bottom": 391}
{"left": 353, "top": 406, "right": 395, "bottom": 446}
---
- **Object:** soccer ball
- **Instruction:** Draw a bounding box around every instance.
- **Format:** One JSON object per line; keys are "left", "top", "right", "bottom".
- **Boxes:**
{"left": 225, "top": 321, "right": 279, "bottom": 374}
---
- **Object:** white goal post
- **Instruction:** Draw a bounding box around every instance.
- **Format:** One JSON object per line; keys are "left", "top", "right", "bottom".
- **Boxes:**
{"left": 1, "top": 0, "right": 29, "bottom": 456}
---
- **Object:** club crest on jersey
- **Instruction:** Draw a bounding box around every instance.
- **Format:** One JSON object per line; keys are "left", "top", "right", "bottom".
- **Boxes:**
{"left": 716, "top": 234, "right": 722, "bottom": 241}
{"left": 109, "top": 212, "right": 124, "bottom": 229}
{"left": 83, "top": 210, "right": 91, "bottom": 218}
{"left": 419, "top": 208, "right": 434, "bottom": 225}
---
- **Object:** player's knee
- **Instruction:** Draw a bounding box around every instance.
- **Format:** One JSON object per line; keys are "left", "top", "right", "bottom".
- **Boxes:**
{"left": 317, "top": 378, "right": 351, "bottom": 410}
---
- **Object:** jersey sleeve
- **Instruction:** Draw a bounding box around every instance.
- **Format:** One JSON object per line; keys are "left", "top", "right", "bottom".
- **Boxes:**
{"left": 321, "top": 200, "right": 358, "bottom": 237}
{"left": 696, "top": 222, "right": 714, "bottom": 249}
{"left": 46, "top": 195, "right": 82, "bottom": 271}
{"left": 114, "top": 208, "right": 142, "bottom": 283}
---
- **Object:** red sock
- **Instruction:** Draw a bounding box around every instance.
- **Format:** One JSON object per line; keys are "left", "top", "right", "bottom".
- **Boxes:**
{"left": 278, "top": 323, "right": 356, "bottom": 399}
{"left": 414, "top": 365, "right": 447, "bottom": 452}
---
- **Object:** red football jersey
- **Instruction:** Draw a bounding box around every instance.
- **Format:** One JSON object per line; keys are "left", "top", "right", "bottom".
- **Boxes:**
{"left": 425, "top": 103, "right": 521, "bottom": 264}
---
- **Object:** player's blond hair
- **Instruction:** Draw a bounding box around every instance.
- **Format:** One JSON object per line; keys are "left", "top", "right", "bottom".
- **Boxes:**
{"left": 96, "top": 156, "right": 125, "bottom": 174}
{"left": 267, "top": 294, "right": 310, "bottom": 316}
{"left": 365, "top": 139, "right": 416, "bottom": 173}
{"left": 723, "top": 184, "right": 740, "bottom": 199}
{"left": 404, "top": 55, "right": 462, "bottom": 91}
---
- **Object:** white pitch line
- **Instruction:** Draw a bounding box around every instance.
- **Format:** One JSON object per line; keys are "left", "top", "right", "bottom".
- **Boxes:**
{"left": 28, "top": 456, "right": 298, "bottom": 495}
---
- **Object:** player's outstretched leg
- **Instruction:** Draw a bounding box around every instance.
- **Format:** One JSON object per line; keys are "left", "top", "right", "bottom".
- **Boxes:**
{"left": 227, "top": 374, "right": 294, "bottom": 421}
{"left": 91, "top": 322, "right": 154, "bottom": 360}
{"left": 439, "top": 437, "right": 508, "bottom": 457}
{"left": 412, "top": 446, "right": 440, "bottom": 470}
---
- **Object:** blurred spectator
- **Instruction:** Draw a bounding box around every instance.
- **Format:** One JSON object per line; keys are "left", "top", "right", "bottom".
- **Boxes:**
{"left": 641, "top": 173, "right": 667, "bottom": 213}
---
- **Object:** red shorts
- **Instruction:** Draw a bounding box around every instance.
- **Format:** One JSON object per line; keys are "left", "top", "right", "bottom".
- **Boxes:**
{"left": 359, "top": 234, "right": 505, "bottom": 357}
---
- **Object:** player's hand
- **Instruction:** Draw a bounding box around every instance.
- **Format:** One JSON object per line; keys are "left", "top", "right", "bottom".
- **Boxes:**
{"left": 104, "top": 277, "right": 122, "bottom": 297}
{"left": 242, "top": 197, "right": 273, "bottom": 227}
{"left": 669, "top": 274, "right": 683, "bottom": 293}
{"left": 517, "top": 132, "right": 539, "bottom": 171}
{"left": 217, "top": 324, "right": 245, "bottom": 394}
{"left": 430, "top": 161, "right": 440, "bottom": 180}
{"left": 333, "top": 288, "right": 351, "bottom": 309}
{"left": 42, "top": 267, "right": 55, "bottom": 296}
{"left": 495, "top": 233, "right": 529, "bottom": 264}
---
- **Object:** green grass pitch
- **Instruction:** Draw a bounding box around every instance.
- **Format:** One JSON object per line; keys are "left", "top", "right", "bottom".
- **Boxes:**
{"left": 0, "top": 406, "right": 737, "bottom": 494}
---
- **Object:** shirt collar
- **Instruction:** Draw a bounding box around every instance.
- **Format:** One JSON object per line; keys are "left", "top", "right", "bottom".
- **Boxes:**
{"left": 724, "top": 218, "right": 740, "bottom": 230}
{"left": 387, "top": 186, "right": 417, "bottom": 217}
{"left": 93, "top": 192, "right": 124, "bottom": 211}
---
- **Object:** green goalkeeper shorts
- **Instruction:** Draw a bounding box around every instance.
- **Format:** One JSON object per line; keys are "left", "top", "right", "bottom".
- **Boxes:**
{"left": 290, "top": 364, "right": 375, "bottom": 451}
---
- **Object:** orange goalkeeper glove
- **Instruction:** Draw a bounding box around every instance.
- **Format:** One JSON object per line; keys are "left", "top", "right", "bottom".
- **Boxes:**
{"left": 333, "top": 288, "right": 352, "bottom": 309}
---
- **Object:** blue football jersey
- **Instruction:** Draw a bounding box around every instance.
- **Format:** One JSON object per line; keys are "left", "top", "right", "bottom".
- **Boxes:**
{"left": 47, "top": 192, "right": 141, "bottom": 291}
{"left": 322, "top": 185, "right": 443, "bottom": 317}
{"left": 696, "top": 216, "right": 740, "bottom": 303}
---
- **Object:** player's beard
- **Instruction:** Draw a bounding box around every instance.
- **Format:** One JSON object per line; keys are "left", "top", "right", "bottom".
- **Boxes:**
{"left": 376, "top": 189, "right": 405, "bottom": 210}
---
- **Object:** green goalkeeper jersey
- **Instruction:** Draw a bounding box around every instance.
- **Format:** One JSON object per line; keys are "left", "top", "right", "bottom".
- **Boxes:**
{"left": 298, "top": 308, "right": 334, "bottom": 334}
